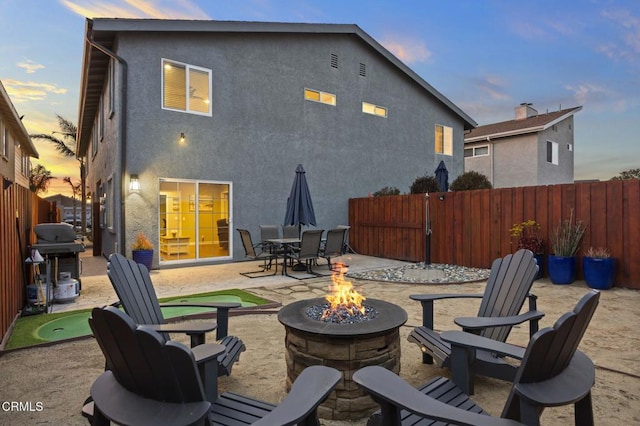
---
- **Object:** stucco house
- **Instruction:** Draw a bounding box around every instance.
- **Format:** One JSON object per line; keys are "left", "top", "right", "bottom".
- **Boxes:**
{"left": 76, "top": 18, "right": 476, "bottom": 268}
{"left": 0, "top": 80, "right": 39, "bottom": 190}
{"left": 463, "top": 103, "right": 582, "bottom": 188}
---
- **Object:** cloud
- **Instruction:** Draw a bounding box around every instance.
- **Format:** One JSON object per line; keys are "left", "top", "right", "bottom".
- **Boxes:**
{"left": 17, "top": 60, "right": 45, "bottom": 74}
{"left": 2, "top": 79, "right": 67, "bottom": 102}
{"left": 564, "top": 82, "right": 617, "bottom": 107}
{"left": 476, "top": 75, "right": 510, "bottom": 101}
{"left": 599, "top": 7, "right": 640, "bottom": 62}
{"left": 59, "top": 0, "right": 210, "bottom": 19}
{"left": 380, "top": 35, "right": 432, "bottom": 64}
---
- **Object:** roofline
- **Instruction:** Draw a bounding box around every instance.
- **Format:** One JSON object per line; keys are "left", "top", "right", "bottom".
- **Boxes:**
{"left": 464, "top": 106, "right": 582, "bottom": 143}
{"left": 77, "top": 19, "right": 477, "bottom": 150}
{"left": 0, "top": 80, "right": 39, "bottom": 158}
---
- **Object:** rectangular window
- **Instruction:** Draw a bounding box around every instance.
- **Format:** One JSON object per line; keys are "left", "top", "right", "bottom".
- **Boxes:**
{"left": 435, "top": 124, "right": 453, "bottom": 156}
{"left": 304, "top": 88, "right": 336, "bottom": 106}
{"left": 91, "top": 125, "right": 98, "bottom": 157}
{"left": 162, "top": 59, "right": 212, "bottom": 116}
{"left": 106, "top": 177, "right": 114, "bottom": 230}
{"left": 464, "top": 145, "right": 489, "bottom": 158}
{"left": 108, "top": 59, "right": 115, "bottom": 117}
{"left": 362, "top": 102, "right": 387, "bottom": 118}
{"left": 547, "top": 140, "right": 559, "bottom": 165}
{"left": 0, "top": 120, "right": 7, "bottom": 158}
{"left": 98, "top": 98, "right": 104, "bottom": 141}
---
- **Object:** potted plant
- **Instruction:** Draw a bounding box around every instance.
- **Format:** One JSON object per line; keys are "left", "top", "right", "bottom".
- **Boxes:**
{"left": 548, "top": 210, "right": 586, "bottom": 285}
{"left": 131, "top": 232, "right": 154, "bottom": 271}
{"left": 509, "top": 219, "right": 545, "bottom": 279}
{"left": 583, "top": 247, "right": 615, "bottom": 290}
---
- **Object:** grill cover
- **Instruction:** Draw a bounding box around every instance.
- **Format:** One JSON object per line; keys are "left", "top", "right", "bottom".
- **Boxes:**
{"left": 35, "top": 223, "right": 77, "bottom": 243}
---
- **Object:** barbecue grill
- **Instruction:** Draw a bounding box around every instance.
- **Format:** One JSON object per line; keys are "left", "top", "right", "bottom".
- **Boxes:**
{"left": 30, "top": 223, "right": 85, "bottom": 298}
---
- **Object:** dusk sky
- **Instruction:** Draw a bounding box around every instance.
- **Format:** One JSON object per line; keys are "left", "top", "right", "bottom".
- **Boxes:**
{"left": 1, "top": 0, "right": 638, "bottom": 197}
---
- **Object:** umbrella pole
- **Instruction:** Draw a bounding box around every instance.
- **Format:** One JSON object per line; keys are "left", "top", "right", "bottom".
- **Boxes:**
{"left": 425, "top": 193, "right": 431, "bottom": 264}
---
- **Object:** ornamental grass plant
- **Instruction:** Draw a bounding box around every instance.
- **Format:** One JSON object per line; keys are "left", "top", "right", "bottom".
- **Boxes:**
{"left": 551, "top": 210, "right": 586, "bottom": 257}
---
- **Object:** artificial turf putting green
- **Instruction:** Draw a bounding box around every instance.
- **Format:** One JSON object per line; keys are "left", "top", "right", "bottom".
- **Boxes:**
{"left": 4, "top": 289, "right": 271, "bottom": 351}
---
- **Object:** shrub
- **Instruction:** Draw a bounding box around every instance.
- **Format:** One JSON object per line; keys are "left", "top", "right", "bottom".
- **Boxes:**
{"left": 449, "top": 171, "right": 492, "bottom": 191}
{"left": 551, "top": 210, "right": 586, "bottom": 257}
{"left": 372, "top": 186, "right": 401, "bottom": 196}
{"left": 409, "top": 175, "right": 441, "bottom": 194}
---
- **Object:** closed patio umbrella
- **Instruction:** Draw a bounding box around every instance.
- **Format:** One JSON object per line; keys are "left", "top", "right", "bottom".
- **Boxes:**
{"left": 284, "top": 164, "right": 316, "bottom": 237}
{"left": 435, "top": 160, "right": 449, "bottom": 192}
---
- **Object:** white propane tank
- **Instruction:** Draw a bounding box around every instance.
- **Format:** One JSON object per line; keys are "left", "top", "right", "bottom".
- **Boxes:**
{"left": 54, "top": 272, "right": 80, "bottom": 303}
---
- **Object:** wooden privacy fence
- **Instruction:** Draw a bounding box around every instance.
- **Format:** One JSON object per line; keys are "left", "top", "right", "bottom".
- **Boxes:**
{"left": 0, "top": 176, "right": 57, "bottom": 346}
{"left": 349, "top": 179, "right": 640, "bottom": 289}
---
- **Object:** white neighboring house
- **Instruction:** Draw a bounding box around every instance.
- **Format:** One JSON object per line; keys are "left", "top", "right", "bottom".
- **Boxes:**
{"left": 0, "top": 80, "right": 39, "bottom": 189}
{"left": 464, "top": 103, "right": 582, "bottom": 188}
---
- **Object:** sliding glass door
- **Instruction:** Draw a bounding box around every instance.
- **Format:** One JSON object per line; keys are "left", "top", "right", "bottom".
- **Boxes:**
{"left": 159, "top": 178, "right": 231, "bottom": 264}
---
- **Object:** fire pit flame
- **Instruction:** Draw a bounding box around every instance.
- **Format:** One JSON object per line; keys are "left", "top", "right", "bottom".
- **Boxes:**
{"left": 321, "top": 263, "right": 366, "bottom": 321}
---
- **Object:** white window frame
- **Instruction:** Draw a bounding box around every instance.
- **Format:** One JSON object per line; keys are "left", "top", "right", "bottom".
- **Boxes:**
{"left": 106, "top": 176, "right": 114, "bottom": 231}
{"left": 362, "top": 102, "right": 388, "bottom": 118}
{"left": 0, "top": 120, "right": 7, "bottom": 159}
{"left": 304, "top": 88, "right": 336, "bottom": 106}
{"left": 464, "top": 145, "right": 489, "bottom": 158}
{"left": 547, "top": 140, "right": 559, "bottom": 165}
{"left": 108, "top": 58, "right": 115, "bottom": 118}
{"left": 162, "top": 58, "right": 212, "bottom": 116}
{"left": 435, "top": 124, "right": 453, "bottom": 156}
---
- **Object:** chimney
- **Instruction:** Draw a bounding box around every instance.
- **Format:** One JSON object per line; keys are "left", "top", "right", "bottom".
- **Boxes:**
{"left": 515, "top": 103, "right": 537, "bottom": 120}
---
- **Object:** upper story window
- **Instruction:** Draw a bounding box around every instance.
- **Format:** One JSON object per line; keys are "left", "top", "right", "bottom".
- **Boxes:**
{"left": 435, "top": 124, "right": 453, "bottom": 156}
{"left": 464, "top": 145, "right": 489, "bottom": 158}
{"left": 162, "top": 59, "right": 212, "bottom": 116}
{"left": 304, "top": 88, "right": 336, "bottom": 106}
{"left": 108, "top": 58, "right": 115, "bottom": 118}
{"left": 362, "top": 102, "right": 387, "bottom": 118}
{"left": 0, "top": 120, "right": 8, "bottom": 158}
{"left": 547, "top": 140, "right": 559, "bottom": 165}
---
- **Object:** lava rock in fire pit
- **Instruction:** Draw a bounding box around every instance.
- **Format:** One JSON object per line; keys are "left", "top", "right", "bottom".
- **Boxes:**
{"left": 306, "top": 303, "right": 379, "bottom": 324}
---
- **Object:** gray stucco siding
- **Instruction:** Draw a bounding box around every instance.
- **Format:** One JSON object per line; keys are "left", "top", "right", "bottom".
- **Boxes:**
{"left": 106, "top": 30, "right": 467, "bottom": 263}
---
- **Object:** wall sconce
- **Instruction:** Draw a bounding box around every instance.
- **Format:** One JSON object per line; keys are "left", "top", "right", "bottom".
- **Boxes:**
{"left": 129, "top": 174, "right": 140, "bottom": 191}
{"left": 438, "top": 194, "right": 445, "bottom": 201}
{"left": 179, "top": 132, "right": 186, "bottom": 144}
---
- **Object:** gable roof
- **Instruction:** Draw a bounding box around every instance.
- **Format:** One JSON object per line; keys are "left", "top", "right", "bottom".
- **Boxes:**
{"left": 0, "top": 80, "right": 38, "bottom": 158}
{"left": 77, "top": 18, "right": 477, "bottom": 155}
{"left": 464, "top": 106, "right": 582, "bottom": 143}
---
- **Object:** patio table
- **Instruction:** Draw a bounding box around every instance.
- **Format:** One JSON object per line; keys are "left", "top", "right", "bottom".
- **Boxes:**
{"left": 267, "top": 238, "right": 301, "bottom": 277}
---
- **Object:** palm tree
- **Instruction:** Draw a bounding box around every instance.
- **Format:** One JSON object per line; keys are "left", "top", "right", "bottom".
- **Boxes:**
{"left": 30, "top": 115, "right": 87, "bottom": 234}
{"left": 29, "top": 164, "right": 55, "bottom": 195}
{"left": 63, "top": 177, "right": 82, "bottom": 227}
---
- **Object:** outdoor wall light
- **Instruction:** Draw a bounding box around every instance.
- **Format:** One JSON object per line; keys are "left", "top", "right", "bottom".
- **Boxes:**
{"left": 438, "top": 194, "right": 445, "bottom": 201}
{"left": 129, "top": 174, "right": 140, "bottom": 191}
{"left": 179, "top": 132, "right": 186, "bottom": 144}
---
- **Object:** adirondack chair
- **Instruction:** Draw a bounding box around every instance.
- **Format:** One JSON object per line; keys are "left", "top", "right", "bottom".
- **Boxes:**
{"left": 407, "top": 249, "right": 543, "bottom": 392}
{"left": 85, "top": 306, "right": 340, "bottom": 426}
{"left": 107, "top": 253, "right": 245, "bottom": 379}
{"left": 354, "top": 290, "right": 600, "bottom": 426}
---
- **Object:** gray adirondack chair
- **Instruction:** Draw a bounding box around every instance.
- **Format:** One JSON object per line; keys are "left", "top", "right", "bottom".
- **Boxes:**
{"left": 107, "top": 253, "right": 245, "bottom": 380}
{"left": 354, "top": 290, "right": 600, "bottom": 426}
{"left": 85, "top": 306, "right": 340, "bottom": 426}
{"left": 407, "top": 249, "right": 543, "bottom": 392}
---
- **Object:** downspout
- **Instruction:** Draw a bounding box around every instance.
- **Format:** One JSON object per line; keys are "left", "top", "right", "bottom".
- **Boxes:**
{"left": 85, "top": 26, "right": 128, "bottom": 255}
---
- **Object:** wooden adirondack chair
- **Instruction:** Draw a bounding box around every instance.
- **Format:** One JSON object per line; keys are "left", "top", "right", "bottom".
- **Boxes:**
{"left": 354, "top": 290, "right": 600, "bottom": 426}
{"left": 107, "top": 253, "right": 245, "bottom": 379}
{"left": 407, "top": 249, "right": 543, "bottom": 392}
{"left": 86, "top": 306, "right": 340, "bottom": 426}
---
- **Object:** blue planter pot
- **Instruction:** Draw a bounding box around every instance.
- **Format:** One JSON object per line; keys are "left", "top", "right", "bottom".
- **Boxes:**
{"left": 583, "top": 257, "right": 615, "bottom": 290}
{"left": 547, "top": 255, "right": 576, "bottom": 284}
{"left": 132, "top": 249, "right": 153, "bottom": 271}
{"left": 534, "top": 254, "right": 544, "bottom": 279}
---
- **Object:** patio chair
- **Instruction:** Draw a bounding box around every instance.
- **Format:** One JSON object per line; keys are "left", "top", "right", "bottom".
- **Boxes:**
{"left": 106, "top": 253, "right": 245, "bottom": 380}
{"left": 282, "top": 224, "right": 299, "bottom": 239}
{"left": 85, "top": 306, "right": 340, "bottom": 426}
{"left": 237, "top": 228, "right": 279, "bottom": 277}
{"left": 286, "top": 229, "right": 324, "bottom": 277}
{"left": 319, "top": 227, "right": 347, "bottom": 270}
{"left": 354, "top": 290, "right": 600, "bottom": 426}
{"left": 407, "top": 249, "right": 542, "bottom": 393}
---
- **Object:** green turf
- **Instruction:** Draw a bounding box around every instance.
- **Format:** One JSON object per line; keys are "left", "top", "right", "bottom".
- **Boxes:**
{"left": 4, "top": 289, "right": 271, "bottom": 350}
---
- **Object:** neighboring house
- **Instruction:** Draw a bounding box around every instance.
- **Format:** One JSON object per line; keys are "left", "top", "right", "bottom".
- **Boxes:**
{"left": 76, "top": 18, "right": 476, "bottom": 268}
{"left": 0, "top": 80, "right": 39, "bottom": 189}
{"left": 464, "top": 103, "right": 582, "bottom": 188}
{"left": 43, "top": 193, "right": 92, "bottom": 227}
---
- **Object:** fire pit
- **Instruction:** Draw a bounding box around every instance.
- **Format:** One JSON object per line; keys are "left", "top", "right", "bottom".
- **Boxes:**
{"left": 277, "top": 267, "right": 407, "bottom": 420}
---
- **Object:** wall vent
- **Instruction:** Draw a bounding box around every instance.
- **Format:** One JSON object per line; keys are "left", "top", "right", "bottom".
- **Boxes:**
{"left": 330, "top": 53, "right": 338, "bottom": 68}
{"left": 359, "top": 63, "right": 366, "bottom": 77}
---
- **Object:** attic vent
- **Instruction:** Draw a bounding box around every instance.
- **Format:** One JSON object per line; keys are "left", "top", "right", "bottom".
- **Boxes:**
{"left": 330, "top": 53, "right": 338, "bottom": 68}
{"left": 359, "top": 63, "right": 366, "bottom": 77}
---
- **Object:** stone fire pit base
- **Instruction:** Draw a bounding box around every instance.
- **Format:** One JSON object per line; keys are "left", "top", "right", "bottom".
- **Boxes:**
{"left": 284, "top": 327, "right": 401, "bottom": 420}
